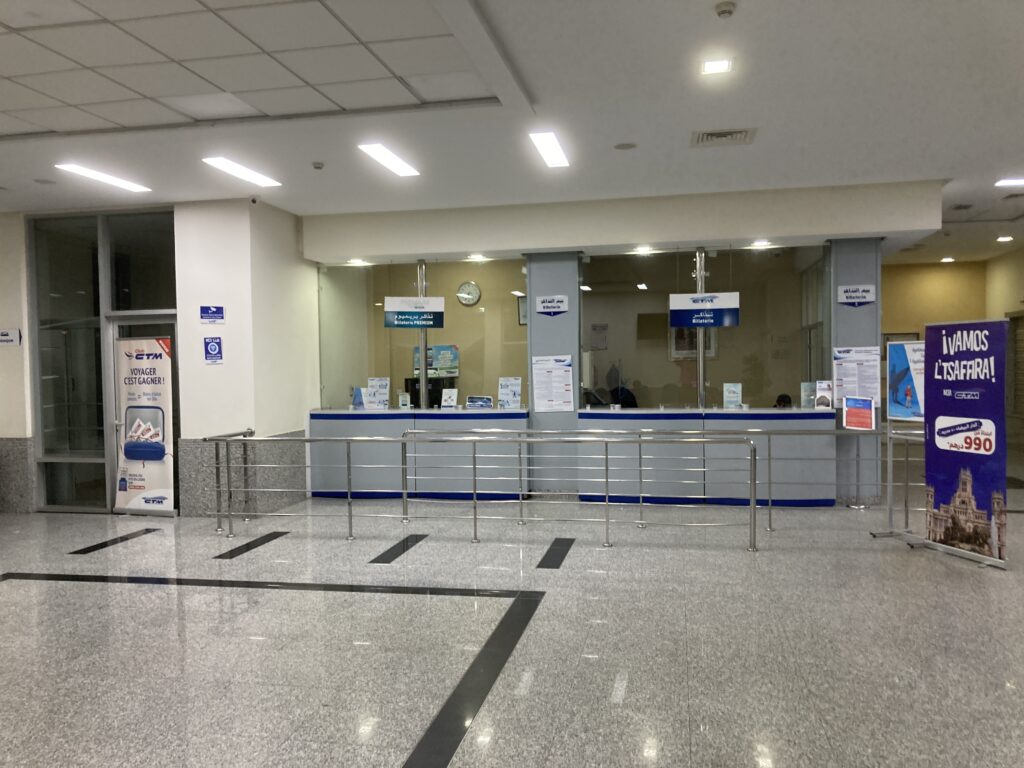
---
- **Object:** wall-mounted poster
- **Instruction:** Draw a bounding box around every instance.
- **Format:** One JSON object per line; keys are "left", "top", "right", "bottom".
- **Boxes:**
{"left": 531, "top": 354, "right": 574, "bottom": 412}
{"left": 887, "top": 341, "right": 925, "bottom": 422}
{"left": 413, "top": 344, "right": 460, "bottom": 377}
{"left": 924, "top": 320, "right": 1008, "bottom": 561}
{"left": 670, "top": 327, "right": 718, "bottom": 360}
{"left": 833, "top": 346, "right": 881, "bottom": 403}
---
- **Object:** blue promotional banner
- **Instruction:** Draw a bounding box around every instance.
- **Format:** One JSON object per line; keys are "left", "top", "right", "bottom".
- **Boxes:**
{"left": 924, "top": 320, "right": 1007, "bottom": 560}
{"left": 384, "top": 296, "right": 444, "bottom": 328}
{"left": 413, "top": 344, "right": 460, "bottom": 377}
{"left": 669, "top": 292, "right": 740, "bottom": 327}
{"left": 887, "top": 341, "right": 924, "bottom": 422}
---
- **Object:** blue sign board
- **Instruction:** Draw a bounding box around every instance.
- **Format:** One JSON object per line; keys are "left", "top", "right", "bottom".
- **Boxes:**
{"left": 204, "top": 337, "right": 223, "bottom": 364}
{"left": 669, "top": 292, "right": 740, "bottom": 328}
{"left": 384, "top": 297, "right": 444, "bottom": 328}
{"left": 200, "top": 305, "right": 225, "bottom": 323}
{"left": 924, "top": 320, "right": 1007, "bottom": 560}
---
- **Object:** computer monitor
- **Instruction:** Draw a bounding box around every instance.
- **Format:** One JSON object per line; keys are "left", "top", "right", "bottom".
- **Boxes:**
{"left": 404, "top": 377, "right": 456, "bottom": 409}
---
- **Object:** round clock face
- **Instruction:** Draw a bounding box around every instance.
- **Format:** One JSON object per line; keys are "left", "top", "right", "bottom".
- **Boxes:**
{"left": 456, "top": 280, "right": 481, "bottom": 306}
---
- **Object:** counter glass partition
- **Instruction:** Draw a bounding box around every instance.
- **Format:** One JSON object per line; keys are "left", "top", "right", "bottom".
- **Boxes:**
{"left": 580, "top": 247, "right": 827, "bottom": 409}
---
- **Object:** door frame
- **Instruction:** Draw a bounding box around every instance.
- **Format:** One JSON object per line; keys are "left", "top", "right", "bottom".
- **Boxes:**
{"left": 104, "top": 310, "right": 178, "bottom": 516}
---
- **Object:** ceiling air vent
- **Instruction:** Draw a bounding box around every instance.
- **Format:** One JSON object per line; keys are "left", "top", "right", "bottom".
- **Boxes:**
{"left": 951, "top": 203, "right": 972, "bottom": 211}
{"left": 690, "top": 128, "right": 757, "bottom": 147}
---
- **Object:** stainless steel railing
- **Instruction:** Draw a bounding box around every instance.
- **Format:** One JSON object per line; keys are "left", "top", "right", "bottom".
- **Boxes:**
{"left": 872, "top": 424, "right": 926, "bottom": 538}
{"left": 202, "top": 427, "right": 254, "bottom": 537}
{"left": 202, "top": 432, "right": 759, "bottom": 551}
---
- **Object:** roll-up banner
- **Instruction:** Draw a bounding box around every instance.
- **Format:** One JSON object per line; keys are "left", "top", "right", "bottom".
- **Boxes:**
{"left": 115, "top": 337, "right": 174, "bottom": 513}
{"left": 887, "top": 341, "right": 925, "bottom": 422}
{"left": 384, "top": 296, "right": 444, "bottom": 328}
{"left": 924, "top": 320, "right": 1007, "bottom": 561}
{"left": 669, "top": 292, "right": 740, "bottom": 327}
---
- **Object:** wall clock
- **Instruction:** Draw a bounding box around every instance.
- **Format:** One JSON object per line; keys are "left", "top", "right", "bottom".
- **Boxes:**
{"left": 456, "top": 281, "right": 481, "bottom": 306}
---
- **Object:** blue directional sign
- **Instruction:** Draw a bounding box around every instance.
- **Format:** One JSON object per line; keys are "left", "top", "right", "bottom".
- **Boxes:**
{"left": 200, "top": 305, "right": 225, "bottom": 324}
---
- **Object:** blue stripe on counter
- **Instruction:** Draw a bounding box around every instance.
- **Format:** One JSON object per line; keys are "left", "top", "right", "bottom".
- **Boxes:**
{"left": 578, "top": 494, "right": 836, "bottom": 507}
{"left": 310, "top": 412, "right": 412, "bottom": 420}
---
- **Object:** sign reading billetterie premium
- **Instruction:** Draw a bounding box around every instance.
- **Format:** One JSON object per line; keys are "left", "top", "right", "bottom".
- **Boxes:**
{"left": 384, "top": 297, "right": 445, "bottom": 328}
{"left": 669, "top": 293, "right": 740, "bottom": 327}
{"left": 924, "top": 320, "right": 1008, "bottom": 561}
{"left": 115, "top": 337, "right": 174, "bottom": 514}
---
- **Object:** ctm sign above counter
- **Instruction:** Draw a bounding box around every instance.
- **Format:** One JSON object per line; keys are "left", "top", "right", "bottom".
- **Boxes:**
{"left": 669, "top": 293, "right": 741, "bottom": 327}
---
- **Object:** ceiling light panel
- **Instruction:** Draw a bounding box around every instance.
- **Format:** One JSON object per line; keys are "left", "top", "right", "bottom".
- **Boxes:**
{"left": 529, "top": 132, "right": 569, "bottom": 168}
{"left": 996, "top": 236, "right": 1014, "bottom": 243}
{"left": 202, "top": 156, "right": 281, "bottom": 187}
{"left": 55, "top": 163, "right": 151, "bottom": 192}
{"left": 636, "top": 283, "right": 648, "bottom": 290}
{"left": 358, "top": 144, "right": 419, "bottom": 176}
{"left": 701, "top": 58, "right": 732, "bottom": 75}
{"left": 995, "top": 179, "right": 1024, "bottom": 187}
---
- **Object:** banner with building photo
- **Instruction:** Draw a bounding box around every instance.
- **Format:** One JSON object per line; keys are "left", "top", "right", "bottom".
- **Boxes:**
{"left": 115, "top": 337, "right": 175, "bottom": 513}
{"left": 924, "top": 320, "right": 1007, "bottom": 560}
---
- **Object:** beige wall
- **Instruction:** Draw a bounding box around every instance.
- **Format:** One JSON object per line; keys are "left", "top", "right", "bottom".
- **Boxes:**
{"left": 318, "top": 266, "right": 369, "bottom": 409}
{"left": 881, "top": 262, "right": 988, "bottom": 338}
{"left": 0, "top": 214, "right": 30, "bottom": 438}
{"left": 365, "top": 259, "right": 528, "bottom": 404}
{"left": 986, "top": 249, "right": 1024, "bottom": 320}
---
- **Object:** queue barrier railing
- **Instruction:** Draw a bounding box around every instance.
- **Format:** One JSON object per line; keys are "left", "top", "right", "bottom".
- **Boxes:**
{"left": 202, "top": 432, "right": 759, "bottom": 551}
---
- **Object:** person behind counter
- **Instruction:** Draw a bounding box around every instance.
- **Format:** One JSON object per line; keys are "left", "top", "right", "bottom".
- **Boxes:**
{"left": 774, "top": 393, "right": 793, "bottom": 408}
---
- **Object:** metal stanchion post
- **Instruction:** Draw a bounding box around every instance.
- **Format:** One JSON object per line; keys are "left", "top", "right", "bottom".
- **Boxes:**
{"left": 637, "top": 440, "right": 646, "bottom": 529}
{"left": 242, "top": 442, "right": 251, "bottom": 522}
{"left": 848, "top": 434, "right": 866, "bottom": 510}
{"left": 471, "top": 441, "right": 480, "bottom": 544}
{"left": 748, "top": 443, "right": 758, "bottom": 552}
{"left": 603, "top": 441, "right": 612, "bottom": 548}
{"left": 517, "top": 439, "right": 525, "bottom": 525}
{"left": 903, "top": 438, "right": 911, "bottom": 531}
{"left": 346, "top": 441, "right": 354, "bottom": 541}
{"left": 766, "top": 435, "right": 774, "bottom": 532}
{"left": 214, "top": 441, "right": 223, "bottom": 533}
{"left": 225, "top": 440, "right": 235, "bottom": 539}
{"left": 401, "top": 440, "right": 409, "bottom": 524}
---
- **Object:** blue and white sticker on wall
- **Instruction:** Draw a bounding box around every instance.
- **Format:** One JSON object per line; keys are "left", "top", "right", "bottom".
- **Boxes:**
{"left": 204, "top": 337, "right": 223, "bottom": 365}
{"left": 837, "top": 285, "right": 876, "bottom": 307}
{"left": 536, "top": 295, "right": 569, "bottom": 317}
{"left": 200, "top": 305, "right": 225, "bottom": 324}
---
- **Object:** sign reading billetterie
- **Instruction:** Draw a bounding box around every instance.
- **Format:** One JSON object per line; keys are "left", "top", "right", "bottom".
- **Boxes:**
{"left": 669, "top": 293, "right": 740, "bottom": 327}
{"left": 924, "top": 320, "right": 1008, "bottom": 560}
{"left": 384, "top": 297, "right": 444, "bottom": 328}
{"left": 115, "top": 337, "right": 174, "bottom": 513}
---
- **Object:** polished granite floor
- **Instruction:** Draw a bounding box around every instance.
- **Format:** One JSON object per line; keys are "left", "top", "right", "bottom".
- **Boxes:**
{"left": 0, "top": 500, "right": 1022, "bottom": 767}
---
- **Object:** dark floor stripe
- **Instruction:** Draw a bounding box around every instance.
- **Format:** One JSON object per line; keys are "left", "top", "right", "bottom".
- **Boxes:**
{"left": 536, "top": 537, "right": 576, "bottom": 569}
{"left": 0, "top": 572, "right": 543, "bottom": 600}
{"left": 213, "top": 531, "right": 289, "bottom": 560}
{"left": 370, "top": 534, "right": 428, "bottom": 564}
{"left": 68, "top": 528, "right": 160, "bottom": 555}
{"left": 403, "top": 592, "right": 544, "bottom": 768}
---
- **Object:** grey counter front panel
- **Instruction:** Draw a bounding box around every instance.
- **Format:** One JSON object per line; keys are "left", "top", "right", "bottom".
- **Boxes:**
{"left": 702, "top": 411, "right": 837, "bottom": 505}
{"left": 576, "top": 411, "right": 705, "bottom": 502}
{"left": 410, "top": 411, "right": 528, "bottom": 499}
{"left": 308, "top": 412, "right": 413, "bottom": 498}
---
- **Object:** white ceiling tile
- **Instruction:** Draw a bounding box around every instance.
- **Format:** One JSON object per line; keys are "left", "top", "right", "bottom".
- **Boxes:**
{"left": 97, "top": 62, "right": 221, "bottom": 98}
{"left": 323, "top": 0, "right": 449, "bottom": 42}
{"left": 9, "top": 105, "right": 117, "bottom": 131}
{"left": 119, "top": 12, "right": 259, "bottom": 60}
{"left": 220, "top": 2, "right": 355, "bottom": 52}
{"left": 158, "top": 92, "right": 262, "bottom": 119}
{"left": 274, "top": 44, "right": 387, "bottom": 85}
{"left": 77, "top": 0, "right": 204, "bottom": 20}
{"left": 405, "top": 70, "right": 492, "bottom": 102}
{"left": 0, "top": 0, "right": 98, "bottom": 28}
{"left": 184, "top": 54, "right": 301, "bottom": 92}
{"left": 369, "top": 36, "right": 471, "bottom": 76}
{"left": 317, "top": 77, "right": 417, "bottom": 110}
{"left": 236, "top": 86, "right": 336, "bottom": 116}
{"left": 0, "top": 78, "right": 62, "bottom": 110}
{"left": 24, "top": 23, "right": 166, "bottom": 67}
{"left": 0, "top": 34, "right": 78, "bottom": 76}
{"left": 0, "top": 112, "right": 49, "bottom": 135}
{"left": 14, "top": 70, "right": 138, "bottom": 104}
{"left": 80, "top": 98, "right": 190, "bottom": 126}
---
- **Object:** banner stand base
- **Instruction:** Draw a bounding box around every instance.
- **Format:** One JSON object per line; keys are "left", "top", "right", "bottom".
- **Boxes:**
{"left": 903, "top": 534, "right": 1007, "bottom": 570}
{"left": 869, "top": 528, "right": 912, "bottom": 539}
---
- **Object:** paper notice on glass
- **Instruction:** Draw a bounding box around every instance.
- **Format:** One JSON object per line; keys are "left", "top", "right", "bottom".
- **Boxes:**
{"left": 590, "top": 323, "right": 608, "bottom": 351}
{"left": 531, "top": 355, "right": 574, "bottom": 412}
{"left": 832, "top": 346, "right": 881, "bottom": 403}
{"left": 498, "top": 377, "right": 522, "bottom": 409}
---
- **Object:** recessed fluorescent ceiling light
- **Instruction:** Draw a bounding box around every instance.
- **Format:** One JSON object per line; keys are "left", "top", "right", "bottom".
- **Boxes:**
{"left": 467, "top": 253, "right": 489, "bottom": 261}
{"left": 580, "top": 285, "right": 592, "bottom": 291}
{"left": 997, "top": 235, "right": 1014, "bottom": 242}
{"left": 941, "top": 257, "right": 955, "bottom": 263}
{"left": 357, "top": 144, "right": 419, "bottom": 177}
{"left": 347, "top": 258, "right": 371, "bottom": 266}
{"left": 636, "top": 283, "right": 648, "bottom": 290}
{"left": 634, "top": 245, "right": 653, "bottom": 255}
{"left": 202, "top": 157, "right": 281, "bottom": 187}
{"left": 54, "top": 164, "right": 150, "bottom": 192}
{"left": 701, "top": 58, "right": 732, "bottom": 75}
{"left": 995, "top": 179, "right": 1024, "bottom": 187}
{"left": 529, "top": 132, "right": 569, "bottom": 168}
{"left": 510, "top": 290, "right": 526, "bottom": 297}
{"left": 750, "top": 239, "right": 771, "bottom": 249}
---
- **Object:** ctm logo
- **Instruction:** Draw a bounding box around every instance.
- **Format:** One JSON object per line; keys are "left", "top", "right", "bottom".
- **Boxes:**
{"left": 124, "top": 351, "right": 163, "bottom": 360}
